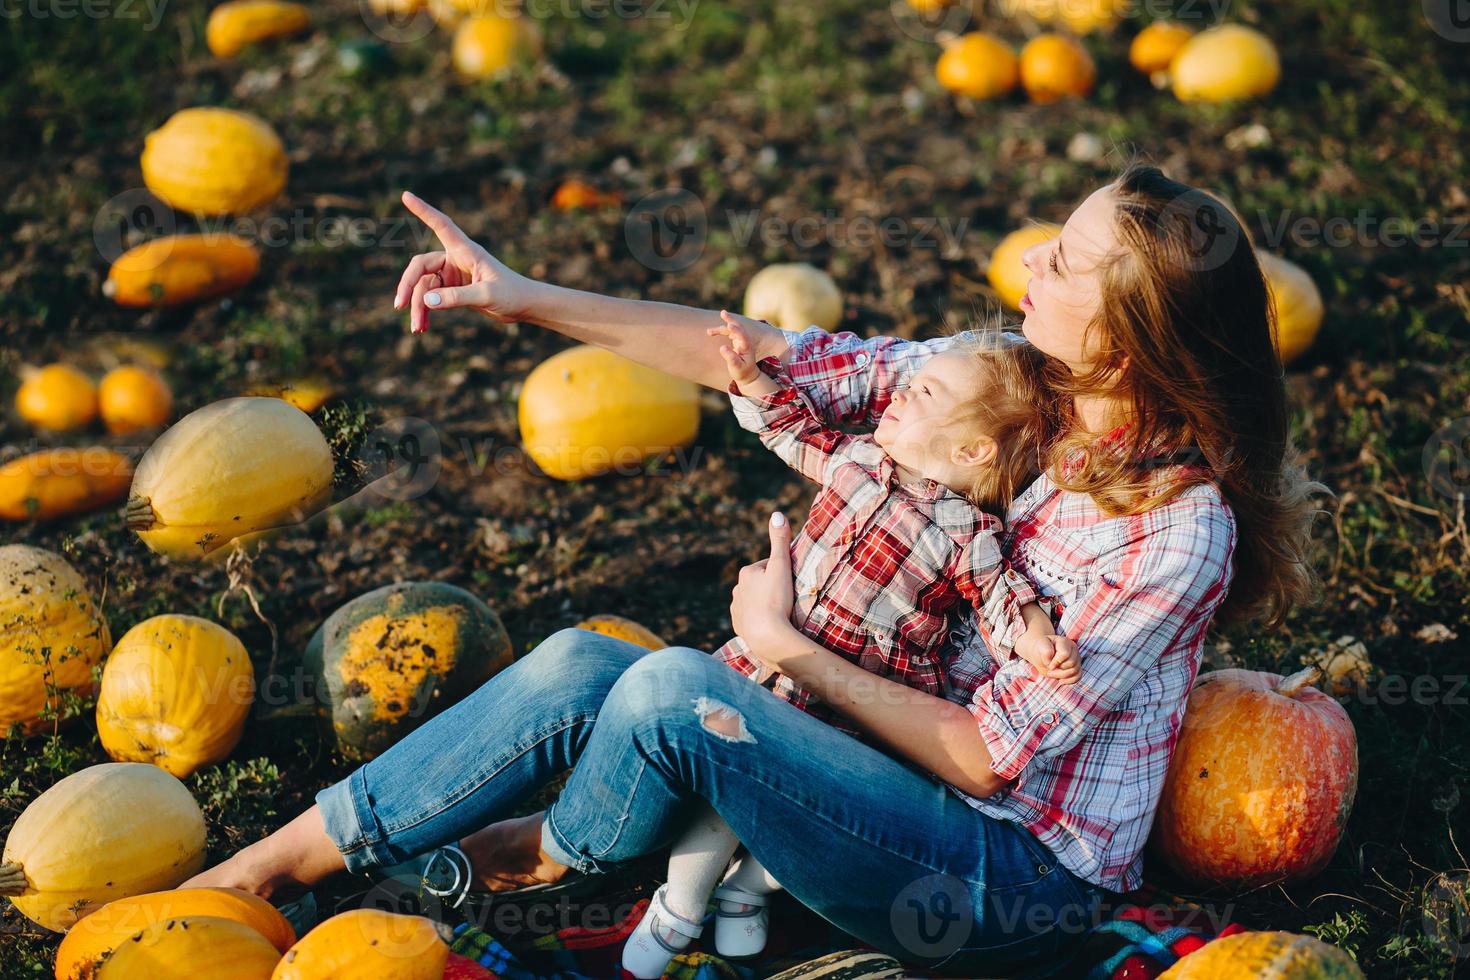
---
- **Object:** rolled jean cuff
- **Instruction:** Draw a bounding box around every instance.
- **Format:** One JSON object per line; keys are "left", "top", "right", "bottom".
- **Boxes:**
{"left": 540, "top": 803, "right": 616, "bottom": 876}
{"left": 316, "top": 768, "right": 393, "bottom": 876}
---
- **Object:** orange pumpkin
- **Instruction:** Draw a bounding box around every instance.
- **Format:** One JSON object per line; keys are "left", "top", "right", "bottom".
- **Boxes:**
{"left": 55, "top": 887, "right": 295, "bottom": 979}
{"left": 15, "top": 364, "right": 97, "bottom": 432}
{"left": 93, "top": 916, "right": 280, "bottom": 978}
{"left": 0, "top": 448, "right": 133, "bottom": 522}
{"left": 271, "top": 909, "right": 447, "bottom": 979}
{"left": 551, "top": 180, "right": 621, "bottom": 210}
{"left": 99, "top": 367, "right": 173, "bottom": 435}
{"left": 1019, "top": 34, "right": 1095, "bottom": 104}
{"left": 575, "top": 615, "right": 667, "bottom": 650}
{"left": 1151, "top": 666, "right": 1358, "bottom": 888}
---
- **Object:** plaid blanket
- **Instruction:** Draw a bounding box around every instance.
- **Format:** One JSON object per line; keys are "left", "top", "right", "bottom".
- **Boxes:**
{"left": 441, "top": 882, "right": 1248, "bottom": 979}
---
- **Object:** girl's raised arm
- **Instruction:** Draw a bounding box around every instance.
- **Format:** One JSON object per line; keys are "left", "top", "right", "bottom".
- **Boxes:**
{"left": 395, "top": 191, "right": 787, "bottom": 391}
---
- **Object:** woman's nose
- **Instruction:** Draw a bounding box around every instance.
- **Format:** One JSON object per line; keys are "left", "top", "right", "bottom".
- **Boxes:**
{"left": 1021, "top": 242, "right": 1044, "bottom": 277}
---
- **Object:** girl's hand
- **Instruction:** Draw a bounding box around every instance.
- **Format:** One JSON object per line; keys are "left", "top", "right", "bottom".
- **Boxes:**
{"left": 1044, "top": 636, "right": 1081, "bottom": 685}
{"left": 708, "top": 311, "right": 764, "bottom": 387}
{"left": 394, "top": 191, "right": 542, "bottom": 334}
{"left": 730, "top": 512, "right": 798, "bottom": 668}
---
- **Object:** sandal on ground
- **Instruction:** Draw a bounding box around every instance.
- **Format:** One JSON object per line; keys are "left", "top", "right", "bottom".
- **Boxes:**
{"left": 712, "top": 884, "right": 771, "bottom": 959}
{"left": 374, "top": 843, "right": 477, "bottom": 910}
{"left": 622, "top": 883, "right": 708, "bottom": 980}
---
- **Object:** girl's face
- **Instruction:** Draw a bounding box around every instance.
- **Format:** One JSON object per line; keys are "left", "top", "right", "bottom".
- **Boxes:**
{"left": 1017, "top": 185, "right": 1121, "bottom": 374}
{"left": 874, "top": 351, "right": 991, "bottom": 482}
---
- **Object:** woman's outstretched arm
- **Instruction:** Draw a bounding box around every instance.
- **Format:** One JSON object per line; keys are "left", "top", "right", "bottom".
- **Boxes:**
{"left": 394, "top": 191, "right": 787, "bottom": 390}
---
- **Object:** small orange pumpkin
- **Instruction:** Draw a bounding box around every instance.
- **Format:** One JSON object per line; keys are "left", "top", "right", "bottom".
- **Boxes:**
{"left": 1019, "top": 34, "right": 1095, "bottom": 104}
{"left": 1151, "top": 665, "right": 1358, "bottom": 888}
{"left": 271, "top": 909, "right": 447, "bottom": 979}
{"left": 99, "top": 367, "right": 173, "bottom": 435}
{"left": 55, "top": 887, "right": 295, "bottom": 979}
{"left": 575, "top": 615, "right": 667, "bottom": 650}
{"left": 935, "top": 33, "right": 1018, "bottom": 100}
{"left": 0, "top": 448, "right": 133, "bottom": 522}
{"left": 15, "top": 364, "right": 97, "bottom": 432}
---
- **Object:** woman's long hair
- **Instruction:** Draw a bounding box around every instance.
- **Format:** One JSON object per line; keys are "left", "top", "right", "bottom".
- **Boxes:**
{"left": 1041, "top": 162, "right": 1328, "bottom": 629}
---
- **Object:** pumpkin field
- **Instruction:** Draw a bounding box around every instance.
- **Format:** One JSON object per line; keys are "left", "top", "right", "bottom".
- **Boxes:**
{"left": 2, "top": 0, "right": 1469, "bottom": 975}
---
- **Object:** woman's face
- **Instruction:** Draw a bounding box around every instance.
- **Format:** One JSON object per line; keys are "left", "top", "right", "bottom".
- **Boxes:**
{"left": 1017, "top": 185, "right": 1121, "bottom": 374}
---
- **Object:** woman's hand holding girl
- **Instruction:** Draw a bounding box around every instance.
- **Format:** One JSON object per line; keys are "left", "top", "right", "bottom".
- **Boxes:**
{"left": 729, "top": 513, "right": 799, "bottom": 669}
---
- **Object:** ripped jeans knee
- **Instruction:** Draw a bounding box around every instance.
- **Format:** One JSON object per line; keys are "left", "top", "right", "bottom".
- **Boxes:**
{"left": 693, "top": 696, "right": 757, "bottom": 744}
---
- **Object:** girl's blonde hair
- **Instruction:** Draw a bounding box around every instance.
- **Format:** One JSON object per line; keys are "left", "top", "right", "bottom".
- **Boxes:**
{"left": 942, "top": 332, "right": 1061, "bottom": 513}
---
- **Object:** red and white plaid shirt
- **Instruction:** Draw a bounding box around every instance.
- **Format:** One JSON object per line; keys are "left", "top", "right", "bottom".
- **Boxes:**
{"left": 777, "top": 328, "right": 1238, "bottom": 893}
{"left": 715, "top": 367, "right": 1037, "bottom": 735}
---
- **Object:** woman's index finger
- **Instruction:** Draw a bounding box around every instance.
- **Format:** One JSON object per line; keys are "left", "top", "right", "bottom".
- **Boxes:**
{"left": 402, "top": 191, "right": 468, "bottom": 246}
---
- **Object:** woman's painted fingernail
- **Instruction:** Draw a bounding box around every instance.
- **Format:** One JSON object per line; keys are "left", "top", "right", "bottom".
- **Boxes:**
{"left": 771, "top": 512, "right": 787, "bottom": 527}
{"left": 425, "top": 292, "right": 441, "bottom": 307}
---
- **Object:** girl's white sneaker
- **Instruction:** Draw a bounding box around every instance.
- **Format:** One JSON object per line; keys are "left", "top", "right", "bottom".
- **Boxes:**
{"left": 622, "top": 883, "right": 707, "bottom": 979}
{"left": 712, "top": 884, "right": 770, "bottom": 959}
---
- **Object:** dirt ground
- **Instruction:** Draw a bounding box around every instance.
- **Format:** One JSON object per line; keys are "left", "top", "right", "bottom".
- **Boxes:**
{"left": 2, "top": 0, "right": 1469, "bottom": 974}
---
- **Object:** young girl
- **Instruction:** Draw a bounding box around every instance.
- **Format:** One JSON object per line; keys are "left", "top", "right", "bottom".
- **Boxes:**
{"left": 622, "top": 312, "right": 1081, "bottom": 978}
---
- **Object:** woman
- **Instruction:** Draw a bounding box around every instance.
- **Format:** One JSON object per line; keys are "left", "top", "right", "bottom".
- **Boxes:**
{"left": 184, "top": 165, "right": 1323, "bottom": 974}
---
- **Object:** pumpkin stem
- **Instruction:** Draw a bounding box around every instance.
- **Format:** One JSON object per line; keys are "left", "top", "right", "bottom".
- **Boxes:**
{"left": 124, "top": 493, "right": 156, "bottom": 531}
{"left": 1277, "top": 664, "right": 1322, "bottom": 698}
{"left": 0, "top": 861, "right": 28, "bottom": 896}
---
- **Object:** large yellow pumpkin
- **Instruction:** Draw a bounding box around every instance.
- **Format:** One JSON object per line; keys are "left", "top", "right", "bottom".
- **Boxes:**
{"left": 95, "top": 916, "right": 282, "bottom": 979}
{"left": 126, "top": 397, "right": 334, "bottom": 560}
{"left": 0, "top": 545, "right": 110, "bottom": 736}
{"left": 206, "top": 0, "right": 311, "bottom": 59}
{"left": 1171, "top": 24, "right": 1280, "bottom": 103}
{"left": 575, "top": 614, "right": 667, "bottom": 650}
{"left": 0, "top": 448, "right": 133, "bottom": 522}
{"left": 57, "top": 888, "right": 295, "bottom": 980}
{"left": 451, "top": 13, "right": 543, "bottom": 79}
{"left": 742, "top": 263, "right": 843, "bottom": 332}
{"left": 0, "top": 763, "right": 206, "bottom": 931}
{"left": 1019, "top": 34, "right": 1095, "bottom": 104}
{"left": 987, "top": 223, "right": 1061, "bottom": 311}
{"left": 1257, "top": 250, "right": 1324, "bottom": 365}
{"left": 519, "top": 346, "right": 700, "bottom": 481}
{"left": 99, "top": 367, "right": 173, "bottom": 435}
{"left": 15, "top": 364, "right": 97, "bottom": 432}
{"left": 271, "top": 909, "right": 447, "bottom": 979}
{"left": 935, "top": 33, "right": 1018, "bottom": 100}
{"left": 1158, "top": 930, "right": 1365, "bottom": 978}
{"left": 96, "top": 615, "right": 254, "bottom": 778}
{"left": 104, "top": 234, "right": 261, "bottom": 308}
{"left": 141, "top": 109, "right": 287, "bottom": 217}
{"left": 1151, "top": 666, "right": 1358, "bottom": 888}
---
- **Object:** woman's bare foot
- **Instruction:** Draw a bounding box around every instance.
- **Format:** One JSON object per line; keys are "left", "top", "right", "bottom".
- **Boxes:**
{"left": 180, "top": 805, "right": 347, "bottom": 900}
{"left": 457, "top": 811, "right": 572, "bottom": 893}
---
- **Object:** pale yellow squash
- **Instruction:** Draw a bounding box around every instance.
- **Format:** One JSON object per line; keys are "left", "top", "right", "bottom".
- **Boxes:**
{"left": 1171, "top": 24, "right": 1281, "bottom": 103}
{"left": 141, "top": 109, "right": 287, "bottom": 217}
{"left": 126, "top": 397, "right": 334, "bottom": 560}
{"left": 0, "top": 545, "right": 111, "bottom": 736}
{"left": 97, "top": 615, "right": 254, "bottom": 778}
{"left": 0, "top": 763, "right": 206, "bottom": 931}
{"left": 206, "top": 0, "right": 311, "bottom": 59}
{"left": 519, "top": 347, "right": 700, "bottom": 481}
{"left": 742, "top": 263, "right": 843, "bottom": 332}
{"left": 1257, "top": 250, "right": 1324, "bottom": 365}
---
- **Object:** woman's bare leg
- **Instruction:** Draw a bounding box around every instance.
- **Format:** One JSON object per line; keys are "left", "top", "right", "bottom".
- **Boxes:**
{"left": 181, "top": 805, "right": 346, "bottom": 899}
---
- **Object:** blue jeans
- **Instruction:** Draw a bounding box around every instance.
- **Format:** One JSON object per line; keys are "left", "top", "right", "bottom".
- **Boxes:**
{"left": 317, "top": 630, "right": 1110, "bottom": 974}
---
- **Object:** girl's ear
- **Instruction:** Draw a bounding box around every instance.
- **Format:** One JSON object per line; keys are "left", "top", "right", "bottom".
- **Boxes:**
{"left": 952, "top": 436, "right": 998, "bottom": 468}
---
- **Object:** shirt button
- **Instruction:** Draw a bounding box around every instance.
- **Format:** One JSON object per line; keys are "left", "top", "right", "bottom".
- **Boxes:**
{"left": 1043, "top": 712, "right": 1057, "bottom": 725}
{"left": 855, "top": 353, "right": 868, "bottom": 366}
